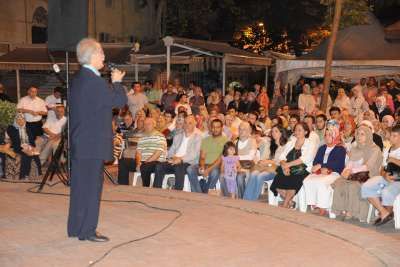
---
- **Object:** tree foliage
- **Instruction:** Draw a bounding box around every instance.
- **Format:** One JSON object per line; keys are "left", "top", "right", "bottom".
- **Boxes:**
{"left": 164, "top": 0, "right": 400, "bottom": 55}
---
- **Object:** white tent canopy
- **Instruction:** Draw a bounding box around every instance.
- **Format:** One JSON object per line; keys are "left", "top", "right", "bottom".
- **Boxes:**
{"left": 275, "top": 15, "right": 400, "bottom": 85}
{"left": 276, "top": 59, "right": 400, "bottom": 84}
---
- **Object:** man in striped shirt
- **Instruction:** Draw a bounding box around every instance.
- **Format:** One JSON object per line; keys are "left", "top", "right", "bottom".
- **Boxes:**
{"left": 136, "top": 118, "right": 167, "bottom": 187}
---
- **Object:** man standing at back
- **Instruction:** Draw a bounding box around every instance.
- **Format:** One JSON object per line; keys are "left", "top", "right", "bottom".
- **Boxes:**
{"left": 68, "top": 38, "right": 127, "bottom": 242}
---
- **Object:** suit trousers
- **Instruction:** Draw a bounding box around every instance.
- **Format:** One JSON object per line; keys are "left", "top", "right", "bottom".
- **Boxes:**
{"left": 68, "top": 158, "right": 104, "bottom": 239}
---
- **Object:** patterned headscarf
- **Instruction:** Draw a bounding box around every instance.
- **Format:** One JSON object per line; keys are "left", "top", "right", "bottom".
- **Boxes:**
{"left": 325, "top": 119, "right": 341, "bottom": 145}
{"left": 13, "top": 113, "right": 29, "bottom": 145}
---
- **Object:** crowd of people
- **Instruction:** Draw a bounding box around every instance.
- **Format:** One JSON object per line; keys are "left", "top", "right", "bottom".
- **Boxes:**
{"left": 1, "top": 75, "right": 400, "bottom": 227}
{"left": 0, "top": 84, "right": 67, "bottom": 180}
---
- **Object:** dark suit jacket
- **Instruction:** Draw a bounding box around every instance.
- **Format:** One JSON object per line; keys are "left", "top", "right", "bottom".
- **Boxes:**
{"left": 6, "top": 125, "right": 36, "bottom": 153}
{"left": 70, "top": 67, "right": 127, "bottom": 160}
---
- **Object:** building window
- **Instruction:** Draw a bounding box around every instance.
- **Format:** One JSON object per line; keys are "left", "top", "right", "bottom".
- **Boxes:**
{"left": 32, "top": 6, "right": 48, "bottom": 43}
{"left": 99, "top": 32, "right": 110, "bottom": 43}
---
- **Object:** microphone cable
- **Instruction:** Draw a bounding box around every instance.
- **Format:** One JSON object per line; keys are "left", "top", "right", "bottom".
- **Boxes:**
{"left": 0, "top": 179, "right": 182, "bottom": 267}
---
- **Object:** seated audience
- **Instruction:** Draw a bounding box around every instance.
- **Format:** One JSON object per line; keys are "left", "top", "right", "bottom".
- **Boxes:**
{"left": 135, "top": 118, "right": 167, "bottom": 187}
{"left": 127, "top": 82, "right": 148, "bottom": 118}
{"left": 333, "top": 88, "right": 351, "bottom": 112}
{"left": 161, "top": 83, "right": 177, "bottom": 113}
{"left": 37, "top": 105, "right": 67, "bottom": 165}
{"left": 303, "top": 121, "right": 346, "bottom": 215}
{"left": 5, "top": 113, "right": 41, "bottom": 179}
{"left": 154, "top": 115, "right": 202, "bottom": 190}
{"left": 370, "top": 95, "right": 392, "bottom": 122}
{"left": 361, "top": 124, "right": 400, "bottom": 226}
{"left": 117, "top": 113, "right": 143, "bottom": 185}
{"left": 189, "top": 86, "right": 205, "bottom": 115}
{"left": 239, "top": 92, "right": 259, "bottom": 114}
{"left": 270, "top": 122, "right": 316, "bottom": 208}
{"left": 17, "top": 86, "right": 48, "bottom": 139}
{"left": 298, "top": 84, "right": 316, "bottom": 115}
{"left": 243, "top": 125, "right": 289, "bottom": 201}
{"left": 332, "top": 125, "right": 382, "bottom": 221}
{"left": 175, "top": 94, "right": 192, "bottom": 115}
{"left": 234, "top": 122, "right": 258, "bottom": 198}
{"left": 187, "top": 119, "right": 228, "bottom": 193}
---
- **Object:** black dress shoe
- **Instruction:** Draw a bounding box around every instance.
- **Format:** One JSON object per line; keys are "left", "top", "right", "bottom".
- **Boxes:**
{"left": 373, "top": 217, "right": 382, "bottom": 226}
{"left": 375, "top": 212, "right": 394, "bottom": 227}
{"left": 79, "top": 233, "right": 109, "bottom": 242}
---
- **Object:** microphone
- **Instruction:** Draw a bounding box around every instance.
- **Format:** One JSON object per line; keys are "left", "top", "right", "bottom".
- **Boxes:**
{"left": 106, "top": 62, "right": 117, "bottom": 71}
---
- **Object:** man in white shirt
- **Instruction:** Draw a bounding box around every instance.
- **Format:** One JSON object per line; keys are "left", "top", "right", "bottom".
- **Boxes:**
{"left": 17, "top": 86, "right": 48, "bottom": 139}
{"left": 153, "top": 115, "right": 202, "bottom": 190}
{"left": 45, "top": 87, "right": 63, "bottom": 121}
{"left": 127, "top": 82, "right": 148, "bottom": 118}
{"left": 235, "top": 122, "right": 258, "bottom": 198}
{"left": 362, "top": 124, "right": 400, "bottom": 226}
{"left": 38, "top": 106, "right": 67, "bottom": 165}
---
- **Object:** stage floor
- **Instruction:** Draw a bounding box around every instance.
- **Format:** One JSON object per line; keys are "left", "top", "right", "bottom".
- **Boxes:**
{"left": 1, "top": 181, "right": 400, "bottom": 267}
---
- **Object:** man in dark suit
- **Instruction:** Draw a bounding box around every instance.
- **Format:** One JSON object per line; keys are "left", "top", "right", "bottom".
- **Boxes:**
{"left": 67, "top": 38, "right": 127, "bottom": 242}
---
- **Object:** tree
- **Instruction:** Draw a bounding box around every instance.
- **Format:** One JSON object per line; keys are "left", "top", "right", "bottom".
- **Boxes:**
{"left": 322, "top": 0, "right": 369, "bottom": 28}
{"left": 321, "top": 0, "right": 343, "bottom": 112}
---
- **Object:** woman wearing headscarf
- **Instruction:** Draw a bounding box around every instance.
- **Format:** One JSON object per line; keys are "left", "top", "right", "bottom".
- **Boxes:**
{"left": 5, "top": 113, "right": 41, "bottom": 179}
{"left": 303, "top": 120, "right": 346, "bottom": 216}
{"left": 350, "top": 85, "right": 369, "bottom": 125}
{"left": 298, "top": 84, "right": 316, "bottom": 115}
{"left": 331, "top": 125, "right": 382, "bottom": 222}
{"left": 341, "top": 115, "right": 356, "bottom": 153}
{"left": 370, "top": 95, "right": 392, "bottom": 122}
{"left": 333, "top": 88, "right": 351, "bottom": 112}
{"left": 378, "top": 115, "right": 395, "bottom": 148}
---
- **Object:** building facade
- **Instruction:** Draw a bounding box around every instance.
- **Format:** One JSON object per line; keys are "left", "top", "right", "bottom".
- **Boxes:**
{"left": 0, "top": 0, "right": 165, "bottom": 51}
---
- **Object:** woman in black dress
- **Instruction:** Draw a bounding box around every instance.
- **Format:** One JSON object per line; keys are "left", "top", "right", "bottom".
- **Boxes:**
{"left": 270, "top": 122, "right": 317, "bottom": 208}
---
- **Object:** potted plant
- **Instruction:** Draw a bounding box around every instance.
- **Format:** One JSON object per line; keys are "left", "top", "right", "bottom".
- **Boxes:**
{"left": 0, "top": 100, "right": 17, "bottom": 141}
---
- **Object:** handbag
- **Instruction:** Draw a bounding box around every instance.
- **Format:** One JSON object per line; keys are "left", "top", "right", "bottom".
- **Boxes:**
{"left": 289, "top": 164, "right": 308, "bottom": 176}
{"left": 240, "top": 160, "right": 255, "bottom": 170}
{"left": 252, "top": 162, "right": 277, "bottom": 173}
{"left": 348, "top": 171, "right": 370, "bottom": 183}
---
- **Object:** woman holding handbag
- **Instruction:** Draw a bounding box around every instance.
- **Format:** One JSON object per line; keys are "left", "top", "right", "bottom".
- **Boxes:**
{"left": 243, "top": 125, "right": 289, "bottom": 201}
{"left": 331, "top": 125, "right": 382, "bottom": 221}
{"left": 303, "top": 120, "right": 346, "bottom": 215}
{"left": 270, "top": 122, "right": 317, "bottom": 208}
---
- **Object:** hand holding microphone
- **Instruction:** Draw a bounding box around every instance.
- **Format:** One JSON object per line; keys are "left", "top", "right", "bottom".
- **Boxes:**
{"left": 111, "top": 68, "right": 126, "bottom": 83}
{"left": 107, "top": 63, "right": 126, "bottom": 83}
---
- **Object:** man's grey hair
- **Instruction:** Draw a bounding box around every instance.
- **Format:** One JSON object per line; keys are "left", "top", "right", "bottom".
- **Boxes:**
{"left": 76, "top": 38, "right": 101, "bottom": 65}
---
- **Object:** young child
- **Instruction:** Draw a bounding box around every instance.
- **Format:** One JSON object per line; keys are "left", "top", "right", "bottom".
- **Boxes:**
{"left": 221, "top": 141, "right": 241, "bottom": 199}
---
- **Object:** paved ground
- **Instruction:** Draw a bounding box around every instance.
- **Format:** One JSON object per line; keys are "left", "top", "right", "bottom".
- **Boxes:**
{"left": 1, "top": 180, "right": 400, "bottom": 267}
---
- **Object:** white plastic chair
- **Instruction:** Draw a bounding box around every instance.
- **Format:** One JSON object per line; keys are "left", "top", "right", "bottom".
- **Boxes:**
{"left": 264, "top": 180, "right": 302, "bottom": 210}
{"left": 394, "top": 194, "right": 400, "bottom": 229}
{"left": 131, "top": 172, "right": 156, "bottom": 187}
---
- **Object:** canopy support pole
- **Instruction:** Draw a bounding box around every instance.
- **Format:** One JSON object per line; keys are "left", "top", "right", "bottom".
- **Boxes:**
{"left": 222, "top": 58, "right": 226, "bottom": 95}
{"left": 166, "top": 44, "right": 171, "bottom": 83}
{"left": 16, "top": 69, "right": 21, "bottom": 100}
{"left": 135, "top": 63, "right": 139, "bottom": 82}
{"left": 265, "top": 66, "right": 269, "bottom": 88}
